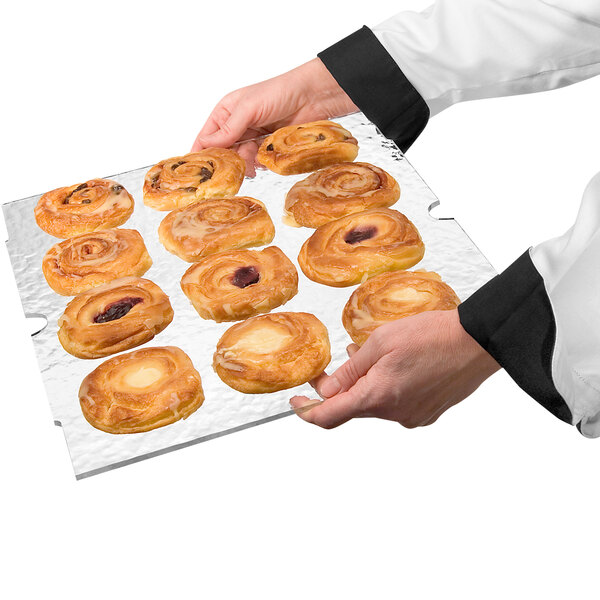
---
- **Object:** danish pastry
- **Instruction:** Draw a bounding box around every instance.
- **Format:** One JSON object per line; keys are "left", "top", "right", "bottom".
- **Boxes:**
{"left": 257, "top": 120, "right": 358, "bottom": 175}
{"left": 42, "top": 228, "right": 152, "bottom": 296}
{"left": 298, "top": 208, "right": 425, "bottom": 287}
{"left": 143, "top": 148, "right": 245, "bottom": 211}
{"left": 213, "top": 312, "right": 331, "bottom": 393}
{"left": 181, "top": 246, "right": 298, "bottom": 322}
{"left": 79, "top": 346, "right": 204, "bottom": 434}
{"left": 342, "top": 270, "right": 461, "bottom": 345}
{"left": 285, "top": 162, "right": 400, "bottom": 228}
{"left": 58, "top": 277, "right": 174, "bottom": 359}
{"left": 158, "top": 196, "right": 275, "bottom": 262}
{"left": 34, "top": 179, "right": 134, "bottom": 238}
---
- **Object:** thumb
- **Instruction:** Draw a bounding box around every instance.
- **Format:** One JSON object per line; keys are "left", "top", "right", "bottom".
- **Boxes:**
{"left": 315, "top": 342, "right": 377, "bottom": 399}
{"left": 193, "top": 110, "right": 250, "bottom": 150}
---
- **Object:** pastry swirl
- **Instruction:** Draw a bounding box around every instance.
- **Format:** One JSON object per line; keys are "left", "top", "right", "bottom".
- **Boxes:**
{"left": 34, "top": 179, "right": 134, "bottom": 239}
{"left": 158, "top": 196, "right": 275, "bottom": 262}
{"left": 214, "top": 312, "right": 331, "bottom": 393}
{"left": 257, "top": 120, "right": 359, "bottom": 175}
{"left": 58, "top": 276, "right": 174, "bottom": 359}
{"left": 298, "top": 208, "right": 425, "bottom": 287}
{"left": 181, "top": 246, "right": 298, "bottom": 322}
{"left": 342, "top": 270, "right": 461, "bottom": 345}
{"left": 42, "top": 228, "right": 152, "bottom": 296}
{"left": 79, "top": 346, "right": 204, "bottom": 434}
{"left": 143, "top": 148, "right": 245, "bottom": 211}
{"left": 285, "top": 162, "right": 400, "bottom": 228}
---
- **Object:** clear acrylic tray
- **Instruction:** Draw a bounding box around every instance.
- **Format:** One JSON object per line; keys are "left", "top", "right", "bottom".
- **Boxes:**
{"left": 2, "top": 112, "right": 496, "bottom": 479}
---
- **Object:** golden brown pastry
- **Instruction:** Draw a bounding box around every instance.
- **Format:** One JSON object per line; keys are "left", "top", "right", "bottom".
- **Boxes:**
{"left": 257, "top": 120, "right": 359, "bottom": 175}
{"left": 181, "top": 246, "right": 298, "bottom": 322}
{"left": 342, "top": 270, "right": 461, "bottom": 345}
{"left": 34, "top": 179, "right": 134, "bottom": 238}
{"left": 42, "top": 228, "right": 152, "bottom": 296}
{"left": 285, "top": 162, "right": 400, "bottom": 228}
{"left": 158, "top": 196, "right": 275, "bottom": 262}
{"left": 143, "top": 148, "right": 245, "bottom": 211}
{"left": 58, "top": 277, "right": 174, "bottom": 359}
{"left": 79, "top": 346, "right": 204, "bottom": 434}
{"left": 298, "top": 208, "right": 425, "bottom": 287}
{"left": 213, "top": 312, "right": 331, "bottom": 393}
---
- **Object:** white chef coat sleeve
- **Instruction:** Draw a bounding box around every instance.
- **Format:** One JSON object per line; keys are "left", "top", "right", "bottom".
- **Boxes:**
{"left": 318, "top": 0, "right": 600, "bottom": 150}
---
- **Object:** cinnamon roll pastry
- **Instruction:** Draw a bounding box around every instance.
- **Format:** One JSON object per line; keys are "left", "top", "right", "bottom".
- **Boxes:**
{"left": 35, "top": 179, "right": 134, "bottom": 238}
{"left": 181, "top": 246, "right": 298, "bottom": 322}
{"left": 58, "top": 277, "right": 174, "bottom": 359}
{"left": 284, "top": 162, "right": 400, "bottom": 228}
{"left": 342, "top": 270, "right": 461, "bottom": 345}
{"left": 42, "top": 228, "right": 152, "bottom": 296}
{"left": 143, "top": 148, "right": 245, "bottom": 211}
{"left": 257, "top": 120, "right": 358, "bottom": 175}
{"left": 79, "top": 346, "right": 204, "bottom": 434}
{"left": 298, "top": 208, "right": 425, "bottom": 287}
{"left": 158, "top": 196, "right": 275, "bottom": 262}
{"left": 213, "top": 312, "right": 331, "bottom": 393}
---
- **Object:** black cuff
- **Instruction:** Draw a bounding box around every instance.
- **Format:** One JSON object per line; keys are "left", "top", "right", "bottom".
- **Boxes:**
{"left": 458, "top": 250, "right": 572, "bottom": 424}
{"left": 318, "top": 26, "right": 430, "bottom": 152}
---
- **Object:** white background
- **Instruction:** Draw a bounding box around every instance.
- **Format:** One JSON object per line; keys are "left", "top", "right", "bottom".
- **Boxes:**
{"left": 2, "top": 1, "right": 600, "bottom": 598}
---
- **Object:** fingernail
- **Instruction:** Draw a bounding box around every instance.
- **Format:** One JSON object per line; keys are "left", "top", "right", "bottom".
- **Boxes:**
{"left": 320, "top": 376, "right": 341, "bottom": 398}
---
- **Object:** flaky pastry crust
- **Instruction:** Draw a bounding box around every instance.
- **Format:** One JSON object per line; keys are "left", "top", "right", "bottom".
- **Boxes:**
{"left": 42, "top": 228, "right": 152, "bottom": 296}
{"left": 158, "top": 196, "right": 275, "bottom": 262}
{"left": 181, "top": 246, "right": 298, "bottom": 322}
{"left": 79, "top": 346, "right": 204, "bottom": 434}
{"left": 143, "top": 148, "right": 245, "bottom": 211}
{"left": 213, "top": 312, "right": 331, "bottom": 393}
{"left": 257, "top": 120, "right": 358, "bottom": 175}
{"left": 34, "top": 179, "right": 134, "bottom": 239}
{"left": 342, "top": 270, "right": 460, "bottom": 345}
{"left": 298, "top": 208, "right": 425, "bottom": 287}
{"left": 285, "top": 162, "right": 400, "bottom": 228}
{"left": 58, "top": 276, "right": 174, "bottom": 359}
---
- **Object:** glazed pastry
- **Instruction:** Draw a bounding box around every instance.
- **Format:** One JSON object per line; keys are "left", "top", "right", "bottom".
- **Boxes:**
{"left": 213, "top": 312, "right": 331, "bottom": 393}
{"left": 34, "top": 179, "right": 134, "bottom": 238}
{"left": 143, "top": 148, "right": 245, "bottom": 211}
{"left": 79, "top": 346, "right": 204, "bottom": 434}
{"left": 58, "top": 277, "right": 174, "bottom": 359}
{"left": 42, "top": 228, "right": 152, "bottom": 296}
{"left": 342, "top": 270, "right": 461, "bottom": 345}
{"left": 257, "top": 120, "right": 358, "bottom": 175}
{"left": 181, "top": 246, "right": 298, "bottom": 322}
{"left": 158, "top": 196, "right": 275, "bottom": 262}
{"left": 298, "top": 208, "right": 425, "bottom": 287}
{"left": 285, "top": 162, "right": 400, "bottom": 228}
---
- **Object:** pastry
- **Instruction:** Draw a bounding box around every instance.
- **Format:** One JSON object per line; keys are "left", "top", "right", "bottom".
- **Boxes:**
{"left": 213, "top": 312, "right": 331, "bottom": 393}
{"left": 34, "top": 179, "right": 134, "bottom": 238}
{"left": 158, "top": 196, "right": 275, "bottom": 262}
{"left": 42, "top": 228, "right": 152, "bottom": 296}
{"left": 257, "top": 120, "right": 358, "bottom": 175}
{"left": 342, "top": 270, "right": 461, "bottom": 345}
{"left": 298, "top": 208, "right": 425, "bottom": 287}
{"left": 284, "top": 162, "right": 400, "bottom": 228}
{"left": 79, "top": 346, "right": 204, "bottom": 434}
{"left": 58, "top": 277, "right": 174, "bottom": 359}
{"left": 181, "top": 246, "right": 298, "bottom": 322}
{"left": 143, "top": 148, "right": 245, "bottom": 211}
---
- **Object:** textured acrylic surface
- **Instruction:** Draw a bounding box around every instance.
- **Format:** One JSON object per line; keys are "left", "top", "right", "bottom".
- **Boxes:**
{"left": 2, "top": 113, "right": 496, "bottom": 479}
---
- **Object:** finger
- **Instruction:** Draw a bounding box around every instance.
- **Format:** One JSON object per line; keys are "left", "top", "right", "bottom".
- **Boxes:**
{"left": 308, "top": 372, "right": 329, "bottom": 396}
{"left": 346, "top": 343, "right": 359, "bottom": 357}
{"left": 235, "top": 140, "right": 259, "bottom": 177}
{"left": 290, "top": 392, "right": 363, "bottom": 429}
{"left": 314, "top": 343, "right": 376, "bottom": 399}
{"left": 193, "top": 109, "right": 253, "bottom": 150}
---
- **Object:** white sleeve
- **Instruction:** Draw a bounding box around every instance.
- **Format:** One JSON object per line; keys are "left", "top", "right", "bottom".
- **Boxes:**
{"left": 372, "top": 0, "right": 600, "bottom": 116}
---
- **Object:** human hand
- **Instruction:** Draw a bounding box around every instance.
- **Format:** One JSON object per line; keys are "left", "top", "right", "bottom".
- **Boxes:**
{"left": 290, "top": 309, "right": 500, "bottom": 429}
{"left": 191, "top": 58, "right": 357, "bottom": 175}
